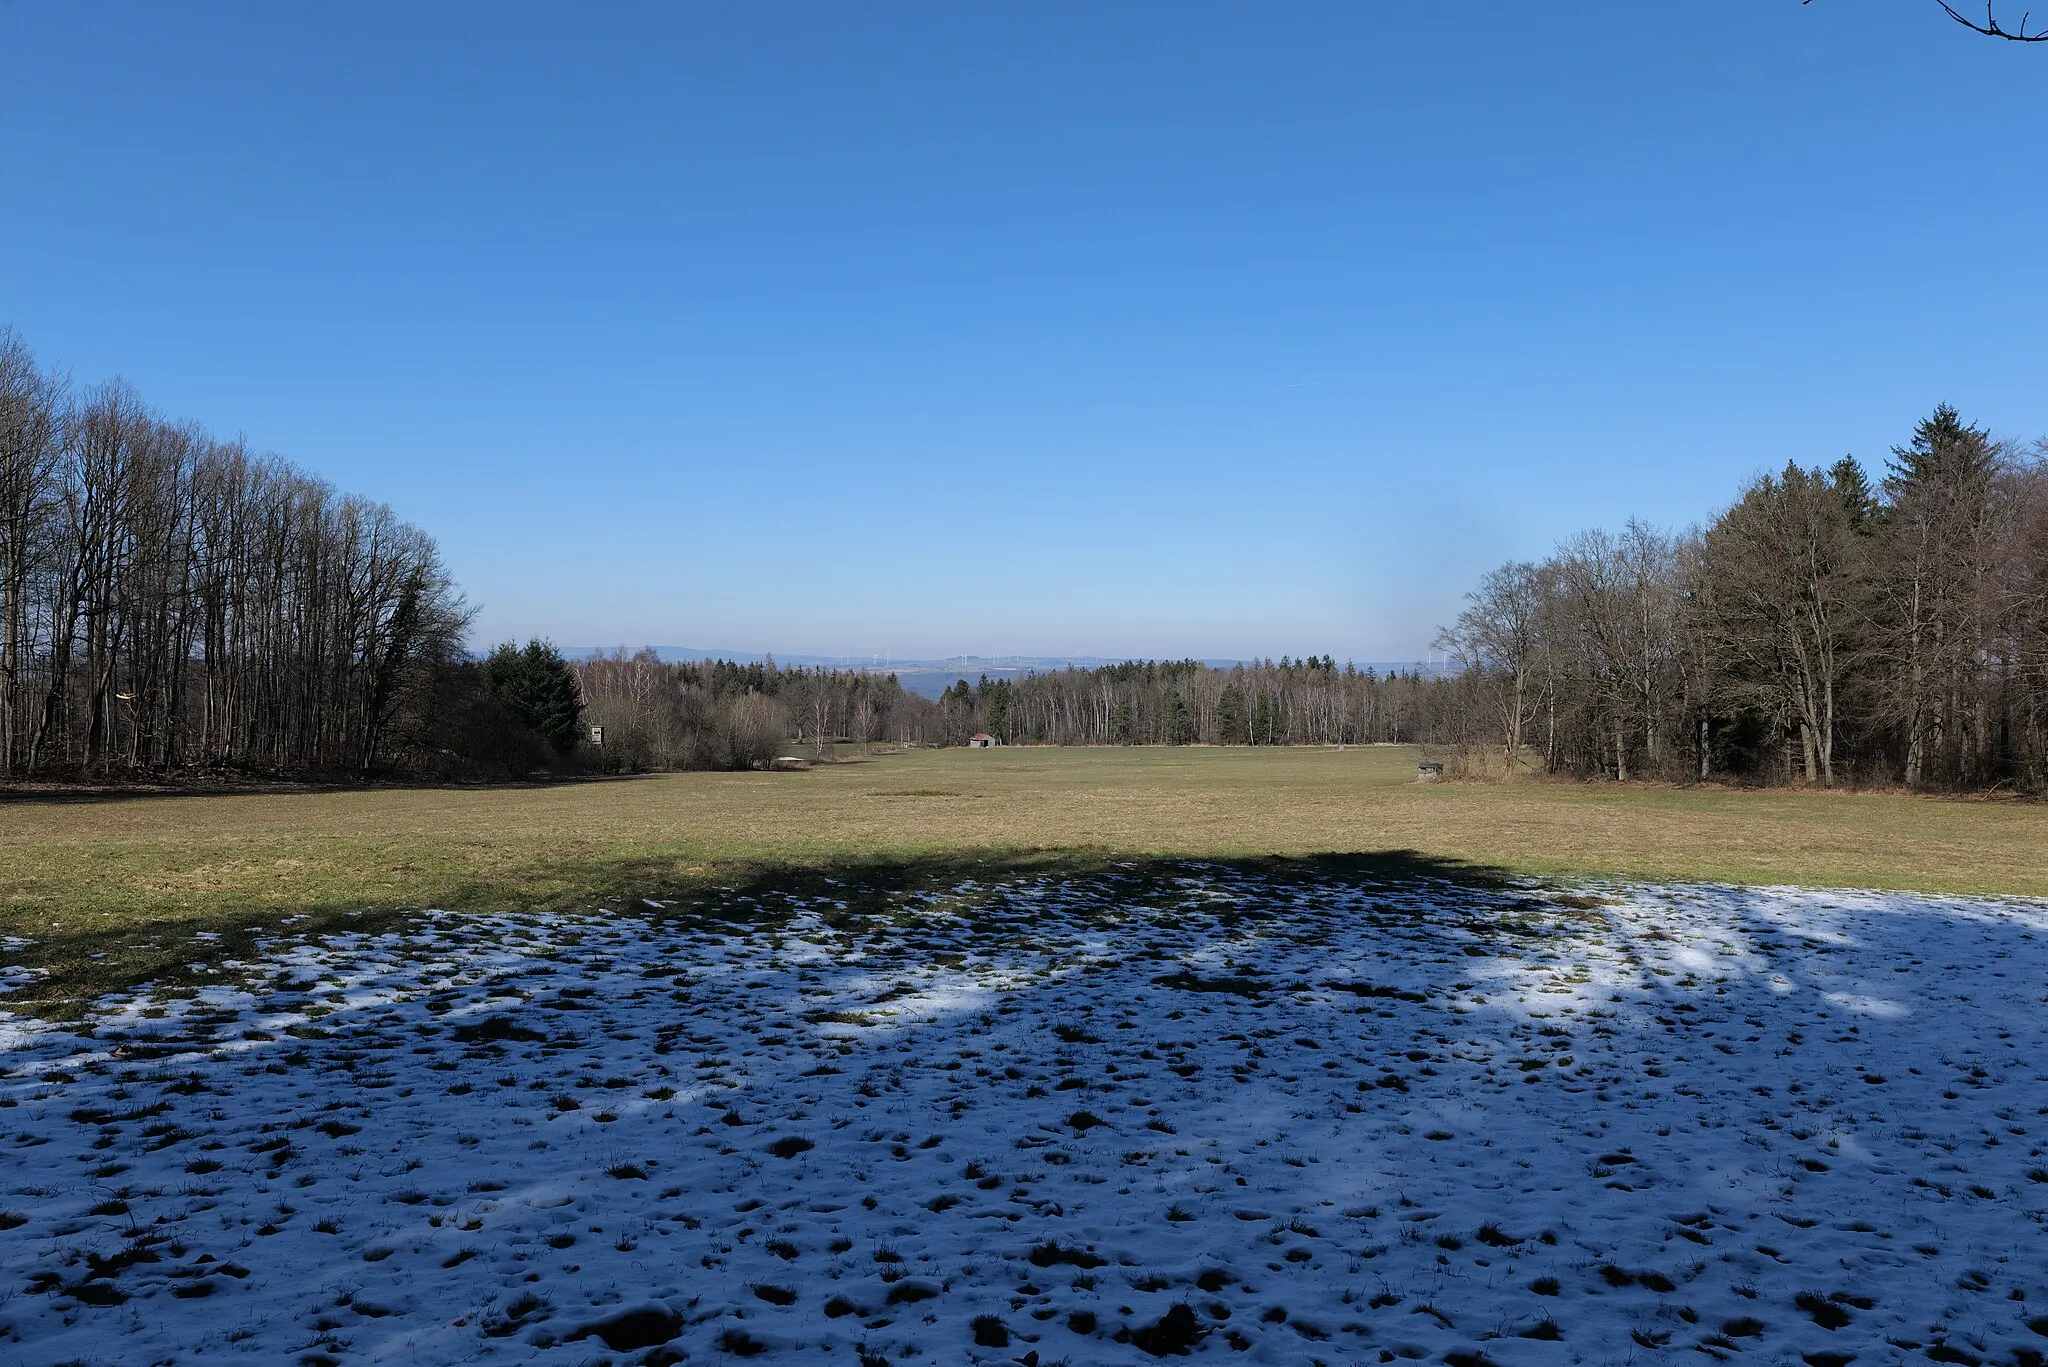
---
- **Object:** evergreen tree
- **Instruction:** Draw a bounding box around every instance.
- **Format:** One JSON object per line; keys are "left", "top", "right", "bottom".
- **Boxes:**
{"left": 983, "top": 680, "right": 1011, "bottom": 739}
{"left": 1160, "top": 687, "right": 1190, "bottom": 745}
{"left": 1887, "top": 403, "right": 1995, "bottom": 497}
{"left": 1829, "top": 455, "right": 1878, "bottom": 530}
{"left": 1216, "top": 684, "right": 1243, "bottom": 741}
{"left": 483, "top": 639, "right": 584, "bottom": 754}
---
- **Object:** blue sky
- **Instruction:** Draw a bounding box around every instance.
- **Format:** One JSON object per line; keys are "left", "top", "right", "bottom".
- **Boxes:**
{"left": 3, "top": 2, "right": 2043, "bottom": 660}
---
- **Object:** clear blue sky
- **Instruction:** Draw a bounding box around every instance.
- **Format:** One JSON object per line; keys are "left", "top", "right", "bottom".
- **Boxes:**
{"left": 3, "top": 2, "right": 2043, "bottom": 660}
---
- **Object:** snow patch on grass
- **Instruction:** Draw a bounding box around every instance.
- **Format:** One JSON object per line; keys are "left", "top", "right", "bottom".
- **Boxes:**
{"left": 3, "top": 871, "right": 2047, "bottom": 1364}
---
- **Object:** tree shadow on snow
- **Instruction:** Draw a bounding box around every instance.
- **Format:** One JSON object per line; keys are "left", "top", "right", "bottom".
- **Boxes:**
{"left": 0, "top": 847, "right": 1527, "bottom": 1013}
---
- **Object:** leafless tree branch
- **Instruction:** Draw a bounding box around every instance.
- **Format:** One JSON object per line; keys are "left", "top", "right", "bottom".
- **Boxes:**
{"left": 1809, "top": 0, "right": 2048, "bottom": 42}
{"left": 1935, "top": 1, "right": 2048, "bottom": 39}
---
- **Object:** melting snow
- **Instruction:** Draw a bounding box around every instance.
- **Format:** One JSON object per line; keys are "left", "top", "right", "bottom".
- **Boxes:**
{"left": 2, "top": 870, "right": 2046, "bottom": 1365}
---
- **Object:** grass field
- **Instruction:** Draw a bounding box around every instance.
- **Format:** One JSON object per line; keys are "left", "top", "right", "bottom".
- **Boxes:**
{"left": 8, "top": 749, "right": 2048, "bottom": 1364}
{"left": 3, "top": 743, "right": 2044, "bottom": 1002}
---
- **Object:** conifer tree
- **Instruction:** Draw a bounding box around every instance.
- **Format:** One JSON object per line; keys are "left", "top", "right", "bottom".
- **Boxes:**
{"left": 1160, "top": 687, "right": 1190, "bottom": 745}
{"left": 484, "top": 639, "right": 584, "bottom": 754}
{"left": 1216, "top": 684, "right": 1243, "bottom": 742}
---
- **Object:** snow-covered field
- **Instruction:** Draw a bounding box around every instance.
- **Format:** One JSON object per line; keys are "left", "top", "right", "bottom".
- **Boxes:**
{"left": 4, "top": 867, "right": 2047, "bottom": 1366}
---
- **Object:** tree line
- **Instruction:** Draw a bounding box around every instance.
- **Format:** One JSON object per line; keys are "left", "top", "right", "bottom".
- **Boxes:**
{"left": 0, "top": 328, "right": 596, "bottom": 781}
{"left": 922, "top": 657, "right": 1449, "bottom": 747}
{"left": 571, "top": 650, "right": 1456, "bottom": 766}
{"left": 1434, "top": 406, "right": 2048, "bottom": 790}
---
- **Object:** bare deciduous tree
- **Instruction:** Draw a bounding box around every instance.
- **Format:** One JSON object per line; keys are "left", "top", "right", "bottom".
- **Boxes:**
{"left": 1435, "top": 561, "right": 1543, "bottom": 775}
{"left": 1701, "top": 462, "right": 1863, "bottom": 786}
{"left": 0, "top": 331, "right": 468, "bottom": 780}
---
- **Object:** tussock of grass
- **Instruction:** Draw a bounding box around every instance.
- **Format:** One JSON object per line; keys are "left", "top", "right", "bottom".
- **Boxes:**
{"left": 1027, "top": 1239, "right": 1105, "bottom": 1269}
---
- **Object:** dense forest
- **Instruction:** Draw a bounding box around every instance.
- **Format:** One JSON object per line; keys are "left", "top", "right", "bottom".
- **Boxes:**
{"left": 1435, "top": 407, "right": 2048, "bottom": 790}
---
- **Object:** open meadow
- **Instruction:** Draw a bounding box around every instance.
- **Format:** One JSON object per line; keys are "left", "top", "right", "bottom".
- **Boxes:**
{"left": 4, "top": 744, "right": 2047, "bottom": 1002}
{"left": 5, "top": 749, "right": 2048, "bottom": 1366}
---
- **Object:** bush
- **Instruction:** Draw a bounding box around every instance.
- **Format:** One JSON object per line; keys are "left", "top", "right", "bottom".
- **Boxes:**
{"left": 702, "top": 693, "right": 789, "bottom": 771}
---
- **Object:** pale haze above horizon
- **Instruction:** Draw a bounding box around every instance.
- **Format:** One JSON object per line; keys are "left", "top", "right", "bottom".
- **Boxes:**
{"left": 3, "top": 2, "right": 2043, "bottom": 660}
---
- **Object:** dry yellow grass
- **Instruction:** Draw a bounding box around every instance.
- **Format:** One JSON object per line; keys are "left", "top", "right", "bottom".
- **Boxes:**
{"left": 3, "top": 743, "right": 2041, "bottom": 1002}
